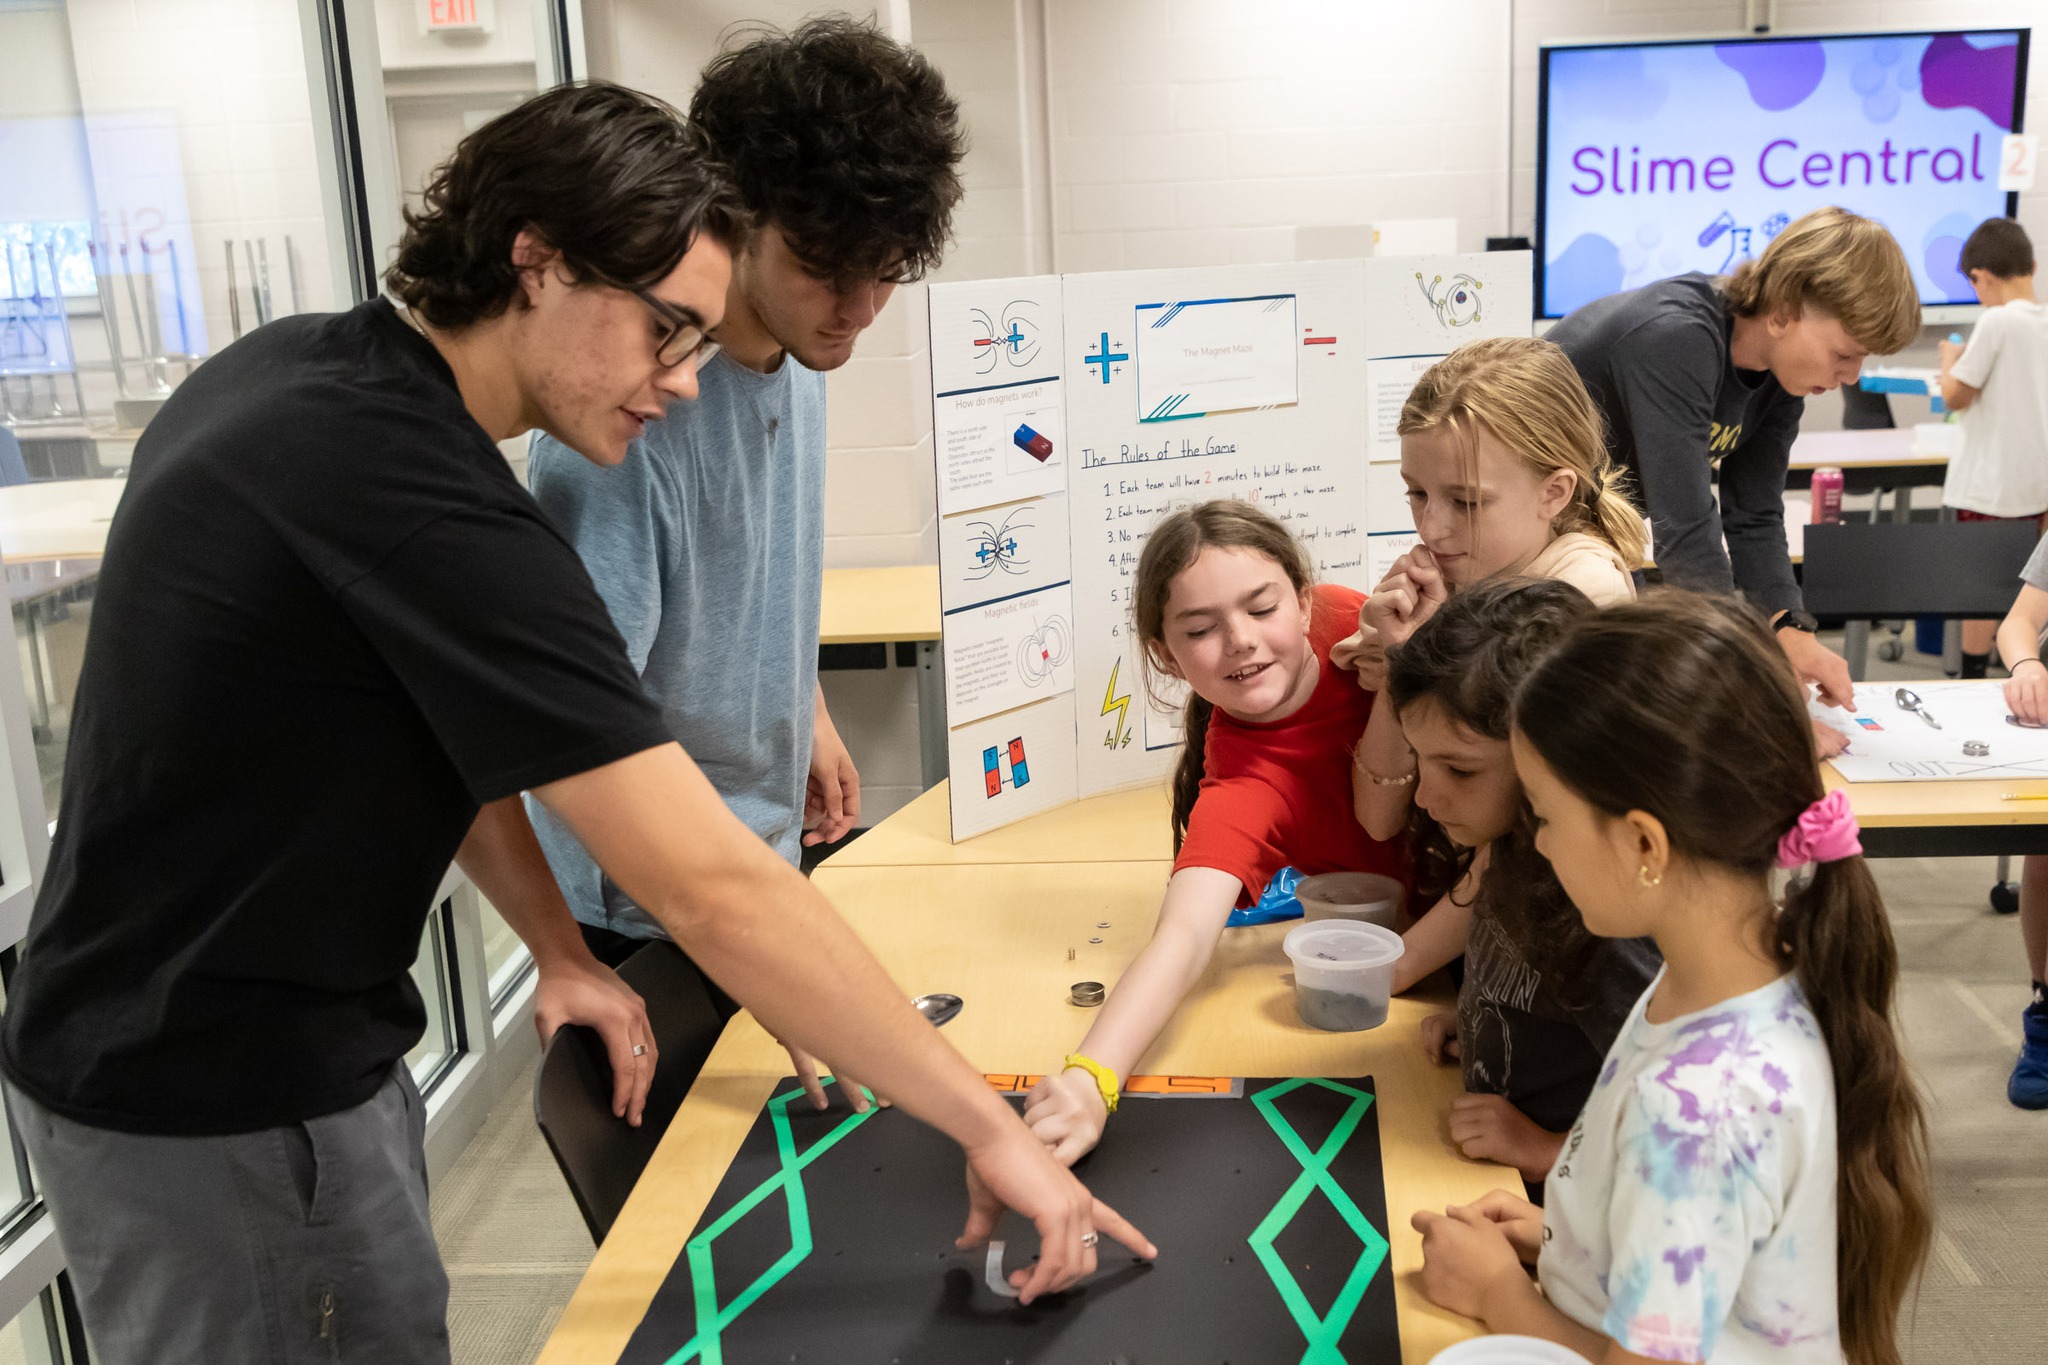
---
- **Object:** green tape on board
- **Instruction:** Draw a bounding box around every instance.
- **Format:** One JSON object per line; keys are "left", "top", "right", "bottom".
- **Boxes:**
{"left": 1247, "top": 1077, "right": 1391, "bottom": 1364}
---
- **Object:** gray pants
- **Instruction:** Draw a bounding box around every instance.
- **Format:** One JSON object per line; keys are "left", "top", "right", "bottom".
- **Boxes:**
{"left": 7, "top": 1065, "right": 450, "bottom": 1364}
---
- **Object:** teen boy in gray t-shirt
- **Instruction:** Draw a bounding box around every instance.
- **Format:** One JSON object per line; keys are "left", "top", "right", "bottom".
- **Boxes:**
{"left": 527, "top": 22, "right": 966, "bottom": 1102}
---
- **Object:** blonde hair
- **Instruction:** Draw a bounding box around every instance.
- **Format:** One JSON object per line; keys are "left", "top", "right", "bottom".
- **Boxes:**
{"left": 1397, "top": 336, "right": 1647, "bottom": 570}
{"left": 1131, "top": 500, "right": 1314, "bottom": 851}
{"left": 1723, "top": 206, "right": 1920, "bottom": 356}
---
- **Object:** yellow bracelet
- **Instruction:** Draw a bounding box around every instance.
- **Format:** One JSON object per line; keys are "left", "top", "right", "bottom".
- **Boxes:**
{"left": 1063, "top": 1053, "right": 1120, "bottom": 1115}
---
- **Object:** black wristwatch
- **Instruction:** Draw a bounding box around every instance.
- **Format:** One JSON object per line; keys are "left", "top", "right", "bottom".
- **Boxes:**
{"left": 1775, "top": 609, "right": 1820, "bottom": 634}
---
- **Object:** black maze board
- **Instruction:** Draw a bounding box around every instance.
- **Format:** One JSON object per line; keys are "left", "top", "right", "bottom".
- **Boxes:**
{"left": 618, "top": 1075, "right": 1399, "bottom": 1365}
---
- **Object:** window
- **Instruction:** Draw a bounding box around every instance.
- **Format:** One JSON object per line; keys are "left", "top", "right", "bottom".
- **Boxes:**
{"left": 2, "top": 0, "right": 355, "bottom": 812}
{"left": 404, "top": 900, "right": 464, "bottom": 1093}
{"left": 0, "top": 1282, "right": 79, "bottom": 1365}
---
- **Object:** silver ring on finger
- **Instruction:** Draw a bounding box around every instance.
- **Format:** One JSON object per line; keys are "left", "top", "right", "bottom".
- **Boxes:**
{"left": 632, "top": 1044, "right": 647, "bottom": 1057}
{"left": 1080, "top": 1231, "right": 1098, "bottom": 1247}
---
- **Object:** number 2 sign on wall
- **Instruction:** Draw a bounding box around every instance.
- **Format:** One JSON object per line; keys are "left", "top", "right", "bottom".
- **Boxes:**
{"left": 2001, "top": 134, "right": 2038, "bottom": 193}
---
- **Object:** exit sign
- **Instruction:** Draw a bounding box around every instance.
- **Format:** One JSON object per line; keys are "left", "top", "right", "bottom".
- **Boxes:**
{"left": 421, "top": 0, "right": 494, "bottom": 32}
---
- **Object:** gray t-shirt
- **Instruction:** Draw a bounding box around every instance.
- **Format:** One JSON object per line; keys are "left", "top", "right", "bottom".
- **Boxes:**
{"left": 1459, "top": 893, "right": 1663, "bottom": 1135}
{"left": 2020, "top": 524, "right": 2048, "bottom": 591}
{"left": 525, "top": 352, "right": 828, "bottom": 938}
{"left": 1549, "top": 273, "right": 1807, "bottom": 616}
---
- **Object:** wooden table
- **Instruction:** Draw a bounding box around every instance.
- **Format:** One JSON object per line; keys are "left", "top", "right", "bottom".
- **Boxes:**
{"left": 821, "top": 778, "right": 1174, "bottom": 867}
{"left": 0, "top": 478, "right": 124, "bottom": 564}
{"left": 538, "top": 841, "right": 1510, "bottom": 1364}
{"left": 1825, "top": 764, "right": 2048, "bottom": 858}
{"left": 819, "top": 564, "right": 945, "bottom": 789}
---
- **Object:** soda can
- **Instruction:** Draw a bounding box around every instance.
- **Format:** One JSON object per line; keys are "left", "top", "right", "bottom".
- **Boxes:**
{"left": 1810, "top": 466, "right": 1844, "bottom": 524}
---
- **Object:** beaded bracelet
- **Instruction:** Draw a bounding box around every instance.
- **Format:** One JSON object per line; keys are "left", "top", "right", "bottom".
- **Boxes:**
{"left": 1352, "top": 747, "right": 1417, "bottom": 787}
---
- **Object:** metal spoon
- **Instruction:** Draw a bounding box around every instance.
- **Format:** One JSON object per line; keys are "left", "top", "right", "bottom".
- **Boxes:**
{"left": 1895, "top": 687, "right": 1942, "bottom": 730}
{"left": 912, "top": 993, "right": 962, "bottom": 1028}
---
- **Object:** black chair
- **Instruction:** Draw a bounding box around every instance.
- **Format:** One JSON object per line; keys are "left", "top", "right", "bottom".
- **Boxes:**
{"left": 1803, "top": 518, "right": 2041, "bottom": 916}
{"left": 1801, "top": 519, "right": 2042, "bottom": 677}
{"left": 533, "top": 940, "right": 731, "bottom": 1243}
{"left": 1839, "top": 379, "right": 1897, "bottom": 431}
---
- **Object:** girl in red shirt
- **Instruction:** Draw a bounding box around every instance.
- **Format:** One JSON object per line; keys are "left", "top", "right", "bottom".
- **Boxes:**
{"left": 1023, "top": 500, "right": 1406, "bottom": 1164}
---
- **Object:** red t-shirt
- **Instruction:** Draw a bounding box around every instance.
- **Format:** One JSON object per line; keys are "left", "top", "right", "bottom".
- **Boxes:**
{"left": 1172, "top": 584, "right": 1407, "bottom": 906}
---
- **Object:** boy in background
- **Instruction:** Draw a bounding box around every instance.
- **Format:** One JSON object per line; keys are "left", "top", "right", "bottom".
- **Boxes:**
{"left": 1940, "top": 217, "right": 2048, "bottom": 678}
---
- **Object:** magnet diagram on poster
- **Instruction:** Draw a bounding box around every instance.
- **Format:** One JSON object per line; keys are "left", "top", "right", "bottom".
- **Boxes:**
{"left": 928, "top": 255, "right": 1533, "bottom": 834}
{"left": 942, "top": 692, "right": 1081, "bottom": 839}
{"left": 933, "top": 281, "right": 1067, "bottom": 516}
{"left": 1358, "top": 251, "right": 1530, "bottom": 597}
{"left": 931, "top": 277, "right": 1084, "bottom": 841}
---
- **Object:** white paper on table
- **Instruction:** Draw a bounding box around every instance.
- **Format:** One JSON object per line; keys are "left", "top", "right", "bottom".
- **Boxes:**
{"left": 1811, "top": 680, "right": 2048, "bottom": 782}
{"left": 1133, "top": 294, "right": 1298, "bottom": 422}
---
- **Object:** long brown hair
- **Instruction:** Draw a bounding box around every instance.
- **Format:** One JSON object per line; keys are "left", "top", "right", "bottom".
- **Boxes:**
{"left": 1398, "top": 336, "right": 1647, "bottom": 570}
{"left": 1130, "top": 500, "right": 1314, "bottom": 850}
{"left": 1514, "top": 592, "right": 1931, "bottom": 1365}
{"left": 1385, "top": 576, "right": 1610, "bottom": 1006}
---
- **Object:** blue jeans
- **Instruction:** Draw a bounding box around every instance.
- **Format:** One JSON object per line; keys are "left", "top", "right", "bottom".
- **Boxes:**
{"left": 6, "top": 1065, "right": 449, "bottom": 1364}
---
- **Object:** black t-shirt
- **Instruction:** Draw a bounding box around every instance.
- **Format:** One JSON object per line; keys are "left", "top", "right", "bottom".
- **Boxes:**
{"left": 0, "top": 300, "right": 671, "bottom": 1135}
{"left": 1458, "top": 902, "right": 1661, "bottom": 1134}
{"left": 1547, "top": 273, "right": 1807, "bottom": 616}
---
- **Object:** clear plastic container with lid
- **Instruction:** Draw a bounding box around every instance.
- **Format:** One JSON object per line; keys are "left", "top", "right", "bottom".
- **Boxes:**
{"left": 1281, "top": 920, "right": 1405, "bottom": 1031}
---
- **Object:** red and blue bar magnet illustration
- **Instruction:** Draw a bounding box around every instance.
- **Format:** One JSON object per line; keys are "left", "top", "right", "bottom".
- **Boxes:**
{"left": 1013, "top": 424, "right": 1054, "bottom": 462}
{"left": 982, "top": 738, "right": 1031, "bottom": 797}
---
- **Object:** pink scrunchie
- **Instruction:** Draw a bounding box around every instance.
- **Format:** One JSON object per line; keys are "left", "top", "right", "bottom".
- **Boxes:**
{"left": 1774, "top": 788, "right": 1863, "bottom": 869}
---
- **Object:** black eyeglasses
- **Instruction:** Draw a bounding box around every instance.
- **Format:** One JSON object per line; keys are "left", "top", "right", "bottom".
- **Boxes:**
{"left": 634, "top": 289, "right": 721, "bottom": 370}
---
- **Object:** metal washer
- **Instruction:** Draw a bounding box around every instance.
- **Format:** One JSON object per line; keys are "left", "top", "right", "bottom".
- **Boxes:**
{"left": 1069, "top": 981, "right": 1106, "bottom": 1007}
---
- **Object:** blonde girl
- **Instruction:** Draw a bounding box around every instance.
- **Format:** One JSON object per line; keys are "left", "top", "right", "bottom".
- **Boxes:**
{"left": 1349, "top": 335, "right": 1646, "bottom": 987}
{"left": 1022, "top": 500, "right": 1405, "bottom": 1164}
{"left": 1415, "top": 593, "right": 1931, "bottom": 1365}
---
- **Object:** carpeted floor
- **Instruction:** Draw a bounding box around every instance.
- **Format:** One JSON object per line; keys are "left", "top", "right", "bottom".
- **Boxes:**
{"left": 435, "top": 640, "right": 2048, "bottom": 1364}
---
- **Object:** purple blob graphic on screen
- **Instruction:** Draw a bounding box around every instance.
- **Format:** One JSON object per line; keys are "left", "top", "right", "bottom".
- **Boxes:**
{"left": 1561, "top": 49, "right": 1669, "bottom": 120}
{"left": 1714, "top": 41, "right": 1825, "bottom": 111}
{"left": 1919, "top": 34, "right": 2017, "bottom": 129}
{"left": 1548, "top": 233, "right": 1624, "bottom": 309}
{"left": 1924, "top": 212, "right": 1979, "bottom": 299}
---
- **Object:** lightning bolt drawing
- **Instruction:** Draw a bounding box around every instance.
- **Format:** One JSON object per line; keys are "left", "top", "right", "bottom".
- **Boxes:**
{"left": 1101, "top": 658, "right": 1133, "bottom": 750}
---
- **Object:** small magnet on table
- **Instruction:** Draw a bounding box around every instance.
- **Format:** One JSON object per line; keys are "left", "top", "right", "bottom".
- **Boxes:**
{"left": 1088, "top": 937, "right": 1103, "bottom": 944}
{"left": 1066, "top": 947, "right": 1075, "bottom": 962}
{"left": 1097, "top": 921, "right": 1111, "bottom": 928}
{"left": 1070, "top": 980, "right": 1106, "bottom": 1007}
{"left": 1964, "top": 740, "right": 1991, "bottom": 757}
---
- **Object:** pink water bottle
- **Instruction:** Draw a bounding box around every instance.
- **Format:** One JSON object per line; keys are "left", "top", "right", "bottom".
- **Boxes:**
{"left": 1810, "top": 466, "right": 1844, "bottom": 524}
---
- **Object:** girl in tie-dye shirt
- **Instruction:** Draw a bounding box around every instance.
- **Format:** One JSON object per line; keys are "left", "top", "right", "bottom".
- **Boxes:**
{"left": 1411, "top": 594, "right": 1933, "bottom": 1365}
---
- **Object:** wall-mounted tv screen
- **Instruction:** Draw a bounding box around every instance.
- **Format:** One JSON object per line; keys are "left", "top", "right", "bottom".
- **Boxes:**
{"left": 1538, "top": 30, "right": 2028, "bottom": 319}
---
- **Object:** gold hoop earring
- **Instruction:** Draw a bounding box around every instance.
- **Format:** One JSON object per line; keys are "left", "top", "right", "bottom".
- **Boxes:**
{"left": 1638, "top": 865, "right": 1662, "bottom": 888}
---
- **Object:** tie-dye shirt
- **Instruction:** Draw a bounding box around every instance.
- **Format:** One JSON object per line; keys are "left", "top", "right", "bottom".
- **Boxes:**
{"left": 1538, "top": 970, "right": 1841, "bottom": 1363}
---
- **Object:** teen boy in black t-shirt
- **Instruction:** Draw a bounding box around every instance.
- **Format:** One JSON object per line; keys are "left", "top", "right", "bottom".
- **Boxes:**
{"left": 1549, "top": 207, "right": 1922, "bottom": 749}
{"left": 0, "top": 84, "right": 1150, "bottom": 1364}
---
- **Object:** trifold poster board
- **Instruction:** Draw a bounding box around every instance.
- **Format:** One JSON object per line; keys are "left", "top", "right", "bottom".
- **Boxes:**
{"left": 932, "top": 254, "right": 1532, "bottom": 840}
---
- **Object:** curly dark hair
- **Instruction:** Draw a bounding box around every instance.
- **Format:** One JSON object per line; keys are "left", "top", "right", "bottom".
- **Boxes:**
{"left": 1385, "top": 576, "right": 1611, "bottom": 1010}
{"left": 689, "top": 17, "right": 965, "bottom": 287}
{"left": 385, "top": 82, "right": 749, "bottom": 330}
